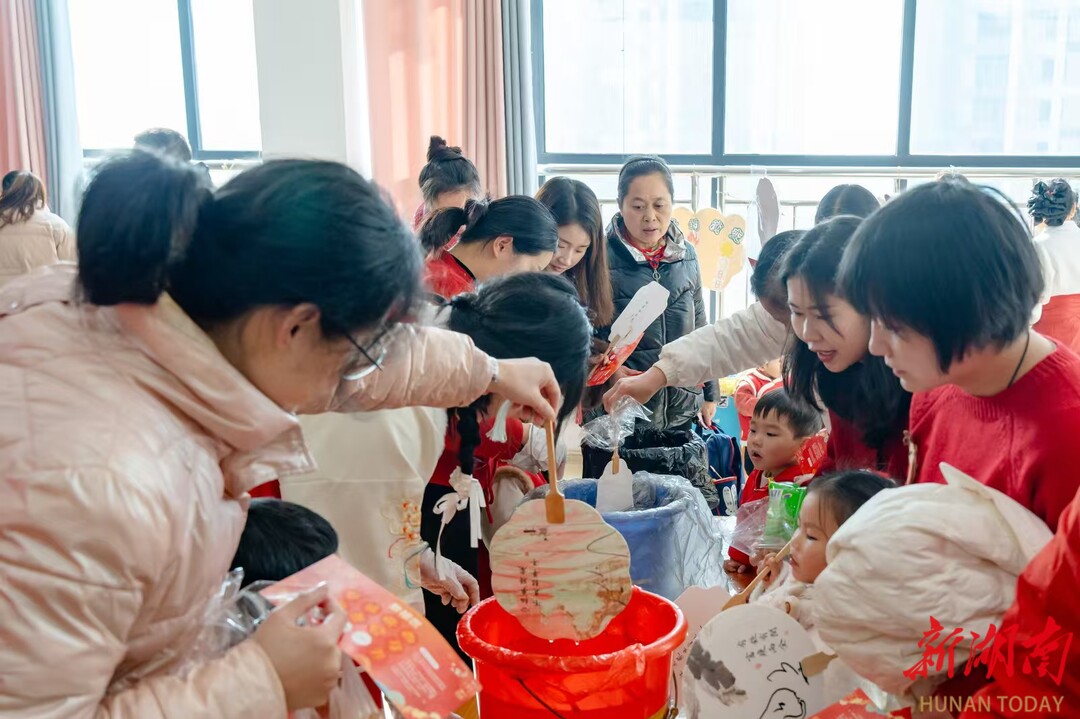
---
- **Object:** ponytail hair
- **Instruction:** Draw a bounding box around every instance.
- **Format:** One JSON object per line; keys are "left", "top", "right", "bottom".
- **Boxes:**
{"left": 420, "top": 195, "right": 557, "bottom": 259}
{"left": 1028, "top": 179, "right": 1077, "bottom": 227}
{"left": 419, "top": 136, "right": 482, "bottom": 209}
{"left": 446, "top": 272, "right": 592, "bottom": 474}
{"left": 77, "top": 151, "right": 421, "bottom": 338}
{"left": 77, "top": 152, "right": 210, "bottom": 305}
{"left": 0, "top": 171, "right": 47, "bottom": 228}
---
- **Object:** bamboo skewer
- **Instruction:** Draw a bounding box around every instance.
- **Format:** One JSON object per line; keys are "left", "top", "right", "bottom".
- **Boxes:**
{"left": 544, "top": 421, "right": 565, "bottom": 524}
{"left": 722, "top": 538, "right": 793, "bottom": 610}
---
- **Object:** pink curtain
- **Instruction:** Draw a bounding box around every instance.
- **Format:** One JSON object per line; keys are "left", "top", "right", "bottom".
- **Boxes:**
{"left": 462, "top": 0, "right": 506, "bottom": 199}
{"left": 364, "top": 0, "right": 465, "bottom": 215}
{"left": 0, "top": 0, "right": 47, "bottom": 182}
{"left": 363, "top": 0, "right": 508, "bottom": 213}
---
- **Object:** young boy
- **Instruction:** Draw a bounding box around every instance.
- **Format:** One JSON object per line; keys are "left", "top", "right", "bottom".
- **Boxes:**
{"left": 725, "top": 389, "right": 823, "bottom": 572}
{"left": 231, "top": 498, "right": 339, "bottom": 587}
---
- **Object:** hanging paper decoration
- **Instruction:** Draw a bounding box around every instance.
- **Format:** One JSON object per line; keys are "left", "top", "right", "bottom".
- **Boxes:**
{"left": 671, "top": 207, "right": 748, "bottom": 291}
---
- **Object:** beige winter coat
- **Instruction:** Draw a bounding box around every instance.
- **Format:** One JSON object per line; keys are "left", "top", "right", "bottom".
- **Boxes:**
{"left": 0, "top": 266, "right": 492, "bottom": 717}
{"left": 0, "top": 208, "right": 76, "bottom": 287}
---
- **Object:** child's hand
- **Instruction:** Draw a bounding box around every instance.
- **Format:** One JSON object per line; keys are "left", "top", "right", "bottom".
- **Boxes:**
{"left": 723, "top": 559, "right": 752, "bottom": 574}
{"left": 759, "top": 553, "right": 785, "bottom": 586}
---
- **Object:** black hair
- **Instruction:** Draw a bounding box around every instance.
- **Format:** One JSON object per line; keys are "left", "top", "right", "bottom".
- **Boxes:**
{"left": 0, "top": 170, "right": 46, "bottom": 228}
{"left": 809, "top": 469, "right": 896, "bottom": 529}
{"left": 446, "top": 272, "right": 592, "bottom": 474}
{"left": 751, "top": 229, "right": 805, "bottom": 303}
{"left": 418, "top": 136, "right": 482, "bottom": 208}
{"left": 420, "top": 196, "right": 557, "bottom": 258}
{"left": 752, "top": 388, "right": 823, "bottom": 438}
{"left": 231, "top": 498, "right": 338, "bottom": 587}
{"left": 617, "top": 155, "right": 674, "bottom": 207}
{"left": 839, "top": 181, "right": 1043, "bottom": 373}
{"left": 77, "top": 151, "right": 421, "bottom": 341}
{"left": 1028, "top": 178, "right": 1077, "bottom": 227}
{"left": 814, "top": 184, "right": 880, "bottom": 224}
{"left": 782, "top": 216, "right": 911, "bottom": 453}
{"left": 536, "top": 176, "right": 615, "bottom": 326}
{"left": 134, "top": 128, "right": 193, "bottom": 162}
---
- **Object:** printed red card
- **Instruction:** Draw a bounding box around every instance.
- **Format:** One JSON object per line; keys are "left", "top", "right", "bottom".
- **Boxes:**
{"left": 809, "top": 689, "right": 913, "bottom": 718}
{"left": 797, "top": 433, "right": 829, "bottom": 476}
{"left": 261, "top": 554, "right": 479, "bottom": 719}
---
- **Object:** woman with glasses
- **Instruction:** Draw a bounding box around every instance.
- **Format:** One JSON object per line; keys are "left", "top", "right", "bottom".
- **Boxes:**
{"left": 0, "top": 151, "right": 561, "bottom": 717}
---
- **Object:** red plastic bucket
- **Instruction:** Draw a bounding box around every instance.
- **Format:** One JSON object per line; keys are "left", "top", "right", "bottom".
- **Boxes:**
{"left": 457, "top": 587, "right": 687, "bottom": 718}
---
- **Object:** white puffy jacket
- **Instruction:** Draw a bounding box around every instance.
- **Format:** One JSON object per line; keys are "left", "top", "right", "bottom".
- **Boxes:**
{"left": 814, "top": 464, "right": 1052, "bottom": 697}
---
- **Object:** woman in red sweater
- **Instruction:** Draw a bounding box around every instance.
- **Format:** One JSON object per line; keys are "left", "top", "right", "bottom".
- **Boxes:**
{"left": 839, "top": 179, "right": 1080, "bottom": 531}
{"left": 422, "top": 195, "right": 558, "bottom": 300}
{"left": 782, "top": 216, "right": 912, "bottom": 481}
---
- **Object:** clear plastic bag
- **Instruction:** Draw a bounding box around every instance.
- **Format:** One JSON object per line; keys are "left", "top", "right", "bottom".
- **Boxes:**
{"left": 728, "top": 496, "right": 769, "bottom": 563}
{"left": 581, "top": 396, "right": 651, "bottom": 452}
{"left": 183, "top": 569, "right": 381, "bottom": 719}
{"left": 525, "top": 472, "right": 726, "bottom": 598}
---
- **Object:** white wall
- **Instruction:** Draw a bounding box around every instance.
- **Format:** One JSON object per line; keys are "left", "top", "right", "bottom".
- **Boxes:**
{"left": 252, "top": 0, "right": 371, "bottom": 175}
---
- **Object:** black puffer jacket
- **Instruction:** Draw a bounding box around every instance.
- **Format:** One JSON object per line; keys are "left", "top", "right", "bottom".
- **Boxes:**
{"left": 597, "top": 215, "right": 717, "bottom": 430}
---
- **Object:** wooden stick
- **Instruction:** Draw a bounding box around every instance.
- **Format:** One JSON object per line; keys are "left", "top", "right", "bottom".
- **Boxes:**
{"left": 722, "top": 538, "right": 793, "bottom": 610}
{"left": 612, "top": 448, "right": 620, "bottom": 474}
{"left": 545, "top": 421, "right": 565, "bottom": 524}
{"left": 802, "top": 652, "right": 837, "bottom": 678}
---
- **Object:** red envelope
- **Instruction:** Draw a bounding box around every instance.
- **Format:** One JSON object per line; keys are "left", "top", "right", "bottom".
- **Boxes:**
{"left": 262, "top": 555, "right": 479, "bottom": 719}
{"left": 797, "top": 434, "right": 829, "bottom": 476}
{"left": 587, "top": 335, "right": 644, "bottom": 386}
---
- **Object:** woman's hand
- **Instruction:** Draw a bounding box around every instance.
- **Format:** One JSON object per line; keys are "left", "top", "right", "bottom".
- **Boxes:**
{"left": 489, "top": 358, "right": 562, "bottom": 425}
{"left": 254, "top": 584, "right": 348, "bottom": 711}
{"left": 698, "top": 401, "right": 717, "bottom": 429}
{"left": 419, "top": 549, "right": 480, "bottom": 614}
{"left": 603, "top": 366, "right": 667, "bottom": 412}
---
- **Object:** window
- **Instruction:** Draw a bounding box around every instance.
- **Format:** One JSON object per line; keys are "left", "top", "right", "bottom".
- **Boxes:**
{"left": 910, "top": 1, "right": 1080, "bottom": 156}
{"left": 69, "top": 0, "right": 260, "bottom": 157}
{"left": 536, "top": 0, "right": 1080, "bottom": 165}
{"left": 540, "top": 0, "right": 713, "bottom": 155}
{"left": 69, "top": 0, "right": 187, "bottom": 151}
{"left": 724, "top": 0, "right": 903, "bottom": 156}
{"left": 189, "top": 0, "right": 262, "bottom": 152}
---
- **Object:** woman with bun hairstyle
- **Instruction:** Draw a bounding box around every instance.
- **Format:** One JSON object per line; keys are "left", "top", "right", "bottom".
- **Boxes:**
{"left": 0, "top": 151, "right": 562, "bottom": 717}
{"left": 422, "top": 195, "right": 558, "bottom": 299}
{"left": 413, "top": 135, "right": 483, "bottom": 230}
{"left": 536, "top": 176, "right": 615, "bottom": 327}
{"left": 0, "top": 170, "right": 76, "bottom": 286}
{"left": 1029, "top": 178, "right": 1080, "bottom": 353}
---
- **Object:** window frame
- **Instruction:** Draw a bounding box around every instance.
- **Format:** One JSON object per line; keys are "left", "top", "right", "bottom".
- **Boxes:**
{"left": 80, "top": 0, "right": 261, "bottom": 161}
{"left": 531, "top": 0, "right": 1080, "bottom": 169}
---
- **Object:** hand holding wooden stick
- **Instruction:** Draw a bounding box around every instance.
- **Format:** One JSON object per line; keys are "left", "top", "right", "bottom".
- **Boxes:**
{"left": 722, "top": 538, "right": 793, "bottom": 610}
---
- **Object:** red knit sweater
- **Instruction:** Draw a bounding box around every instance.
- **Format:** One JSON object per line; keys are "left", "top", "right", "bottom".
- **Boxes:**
{"left": 909, "top": 346, "right": 1080, "bottom": 532}
{"left": 817, "top": 409, "right": 909, "bottom": 482}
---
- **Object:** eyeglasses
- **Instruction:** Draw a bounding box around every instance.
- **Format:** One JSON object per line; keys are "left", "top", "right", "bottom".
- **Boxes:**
{"left": 341, "top": 325, "right": 396, "bottom": 381}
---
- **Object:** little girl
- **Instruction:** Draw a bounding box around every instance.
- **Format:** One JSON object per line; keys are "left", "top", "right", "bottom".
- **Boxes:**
{"left": 757, "top": 470, "right": 896, "bottom": 626}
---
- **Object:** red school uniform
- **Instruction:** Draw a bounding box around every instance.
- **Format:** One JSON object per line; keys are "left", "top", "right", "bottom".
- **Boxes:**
{"left": 908, "top": 346, "right": 1080, "bottom": 532}
{"left": 728, "top": 464, "right": 805, "bottom": 565}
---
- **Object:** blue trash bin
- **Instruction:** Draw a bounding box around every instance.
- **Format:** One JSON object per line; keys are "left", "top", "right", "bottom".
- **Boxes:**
{"left": 525, "top": 473, "right": 726, "bottom": 600}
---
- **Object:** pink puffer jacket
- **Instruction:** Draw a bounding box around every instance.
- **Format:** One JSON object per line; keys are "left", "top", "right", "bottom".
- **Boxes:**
{"left": 0, "top": 266, "right": 491, "bottom": 717}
